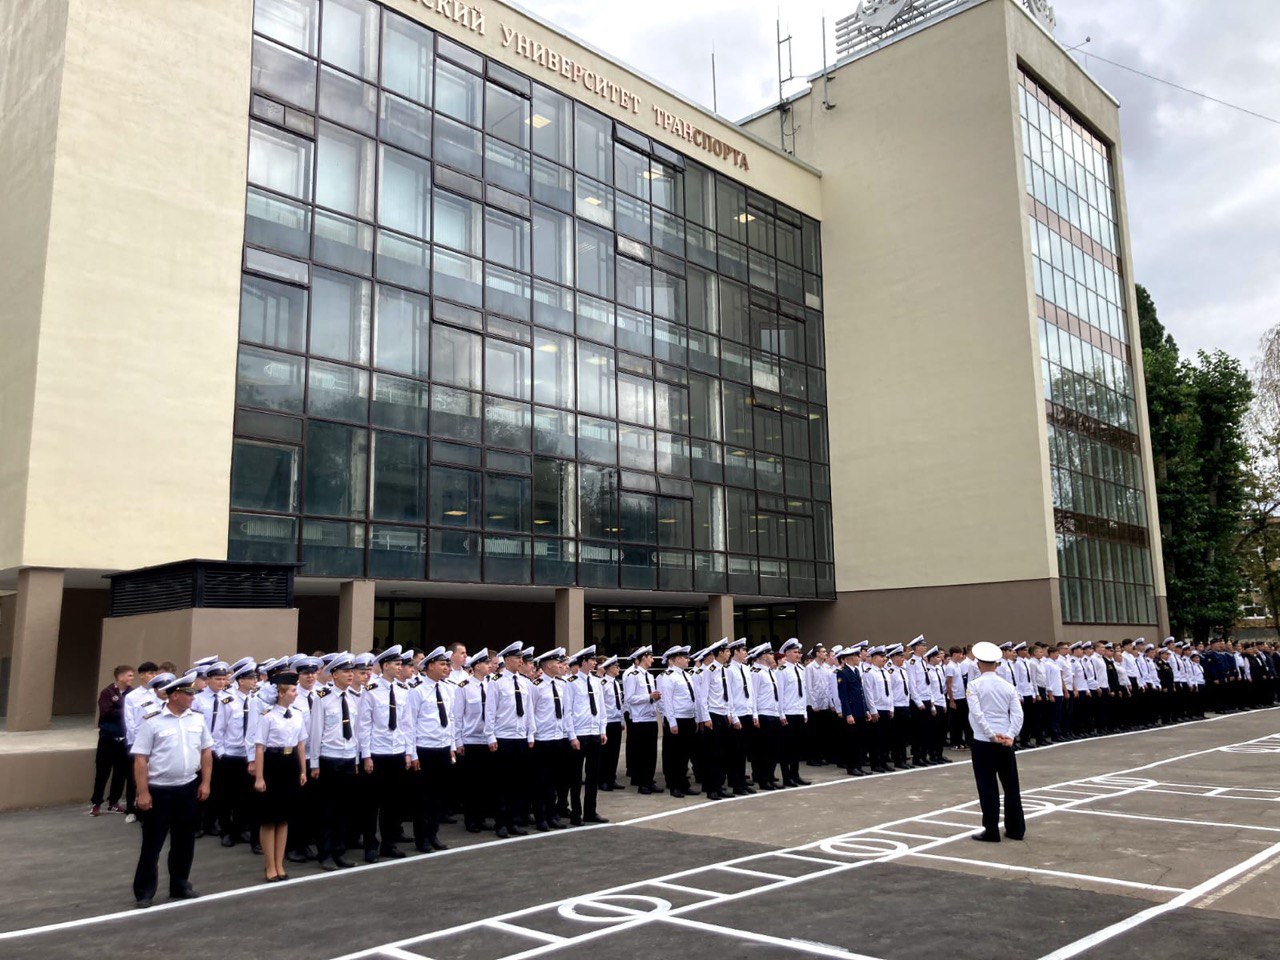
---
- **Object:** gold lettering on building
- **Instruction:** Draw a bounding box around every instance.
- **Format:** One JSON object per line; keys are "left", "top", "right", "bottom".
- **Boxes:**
{"left": 416, "top": 0, "right": 485, "bottom": 34}
{"left": 651, "top": 106, "right": 749, "bottom": 171}
{"left": 501, "top": 25, "right": 641, "bottom": 115}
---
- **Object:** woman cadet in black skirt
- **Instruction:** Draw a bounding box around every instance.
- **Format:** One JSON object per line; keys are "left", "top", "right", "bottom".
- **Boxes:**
{"left": 253, "top": 672, "right": 308, "bottom": 881}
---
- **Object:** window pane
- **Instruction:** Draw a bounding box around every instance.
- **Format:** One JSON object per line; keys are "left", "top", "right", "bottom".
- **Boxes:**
{"left": 430, "top": 528, "right": 480, "bottom": 580}
{"left": 432, "top": 248, "right": 483, "bottom": 307}
{"left": 576, "top": 295, "right": 614, "bottom": 345}
{"left": 316, "top": 122, "right": 375, "bottom": 219}
{"left": 302, "top": 519, "right": 365, "bottom": 576}
{"left": 485, "top": 207, "right": 530, "bottom": 272}
{"left": 576, "top": 223, "right": 614, "bottom": 299}
{"left": 577, "top": 342, "right": 615, "bottom": 418}
{"left": 579, "top": 465, "right": 618, "bottom": 539}
{"left": 531, "top": 84, "right": 572, "bottom": 163}
{"left": 618, "top": 373, "right": 654, "bottom": 426}
{"left": 378, "top": 146, "right": 431, "bottom": 239}
{"left": 433, "top": 190, "right": 483, "bottom": 255}
{"left": 485, "top": 137, "right": 531, "bottom": 194}
{"left": 369, "top": 525, "right": 426, "bottom": 578}
{"left": 532, "top": 205, "right": 573, "bottom": 285}
{"left": 693, "top": 483, "right": 725, "bottom": 551}
{"left": 381, "top": 11, "right": 433, "bottom": 105}
{"left": 533, "top": 331, "right": 574, "bottom": 408}
{"left": 533, "top": 458, "right": 576, "bottom": 536}
{"left": 430, "top": 386, "right": 482, "bottom": 442}
{"left": 436, "top": 59, "right": 482, "bottom": 126}
{"left": 726, "top": 488, "right": 756, "bottom": 554}
{"left": 320, "top": 0, "right": 378, "bottom": 80}
{"left": 574, "top": 107, "right": 612, "bottom": 183}
{"left": 484, "top": 396, "right": 532, "bottom": 450}
{"left": 434, "top": 114, "right": 482, "bottom": 176}
{"left": 485, "top": 81, "right": 529, "bottom": 147}
{"left": 486, "top": 474, "right": 531, "bottom": 532}
{"left": 310, "top": 268, "right": 371, "bottom": 363}
{"left": 374, "top": 285, "right": 429, "bottom": 377}
{"left": 241, "top": 274, "right": 307, "bottom": 351}
{"left": 255, "top": 0, "right": 319, "bottom": 55}
{"left": 248, "top": 121, "right": 312, "bottom": 201}
{"left": 618, "top": 424, "right": 655, "bottom": 472}
{"left": 620, "top": 492, "right": 656, "bottom": 543}
{"left": 658, "top": 498, "right": 692, "bottom": 548}
{"left": 229, "top": 512, "right": 298, "bottom": 563}
{"left": 231, "top": 438, "right": 299, "bottom": 512}
{"left": 252, "top": 37, "right": 317, "bottom": 110}
{"left": 431, "top": 325, "right": 482, "bottom": 389}
{"left": 304, "top": 421, "right": 368, "bottom": 517}
{"left": 430, "top": 465, "right": 480, "bottom": 526}
{"left": 615, "top": 144, "right": 649, "bottom": 200}
{"left": 372, "top": 431, "right": 427, "bottom": 522}
{"left": 689, "top": 374, "right": 721, "bottom": 440}
{"left": 313, "top": 210, "right": 373, "bottom": 274}
{"left": 318, "top": 65, "right": 376, "bottom": 135}
{"left": 578, "top": 415, "right": 616, "bottom": 464}
{"left": 371, "top": 373, "right": 429, "bottom": 433}
{"left": 486, "top": 338, "right": 531, "bottom": 400}
{"left": 307, "top": 358, "right": 368, "bottom": 422}
{"left": 237, "top": 346, "right": 304, "bottom": 413}
{"left": 380, "top": 93, "right": 432, "bottom": 158}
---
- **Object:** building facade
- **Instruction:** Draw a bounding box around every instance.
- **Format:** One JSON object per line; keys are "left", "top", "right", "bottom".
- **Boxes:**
{"left": 0, "top": 0, "right": 1166, "bottom": 730}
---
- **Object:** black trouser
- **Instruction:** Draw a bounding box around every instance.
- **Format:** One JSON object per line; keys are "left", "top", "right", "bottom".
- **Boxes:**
{"left": 1048, "top": 697, "right": 1062, "bottom": 739}
{"left": 92, "top": 733, "right": 129, "bottom": 806}
{"left": 412, "top": 747, "right": 451, "bottom": 844}
{"left": 133, "top": 779, "right": 199, "bottom": 901}
{"left": 780, "top": 714, "right": 805, "bottom": 782}
{"left": 948, "top": 700, "right": 970, "bottom": 748}
{"left": 971, "top": 740, "right": 1025, "bottom": 840}
{"left": 1019, "top": 697, "right": 1035, "bottom": 747}
{"left": 661, "top": 717, "right": 698, "bottom": 791}
{"left": 703, "top": 714, "right": 731, "bottom": 794}
{"left": 729, "top": 721, "right": 752, "bottom": 789}
{"left": 889, "top": 707, "right": 910, "bottom": 766}
{"left": 495, "top": 738, "right": 533, "bottom": 829}
{"left": 288, "top": 776, "right": 317, "bottom": 854}
{"left": 872, "top": 711, "right": 893, "bottom": 768}
{"left": 626, "top": 719, "right": 657, "bottom": 788}
{"left": 752, "top": 715, "right": 782, "bottom": 785}
{"left": 930, "top": 706, "right": 947, "bottom": 760}
{"left": 214, "top": 755, "right": 253, "bottom": 841}
{"left": 910, "top": 705, "right": 932, "bottom": 762}
{"left": 364, "top": 754, "right": 407, "bottom": 854}
{"left": 805, "top": 707, "right": 826, "bottom": 763}
{"left": 459, "top": 744, "right": 494, "bottom": 830}
{"left": 842, "top": 715, "right": 866, "bottom": 771}
{"left": 125, "top": 745, "right": 139, "bottom": 813}
{"left": 316, "top": 756, "right": 357, "bottom": 861}
{"left": 534, "top": 739, "right": 572, "bottom": 825}
{"left": 570, "top": 734, "right": 602, "bottom": 819}
{"left": 600, "top": 721, "right": 623, "bottom": 786}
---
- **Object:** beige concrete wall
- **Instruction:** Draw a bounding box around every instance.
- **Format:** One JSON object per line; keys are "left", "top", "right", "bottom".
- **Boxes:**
{"left": 0, "top": 1, "right": 70, "bottom": 573}
{"left": 385, "top": 0, "right": 821, "bottom": 217}
{"left": 97, "top": 606, "right": 297, "bottom": 693}
{"left": 18, "top": 0, "right": 254, "bottom": 573}
{"left": 53, "top": 589, "right": 111, "bottom": 716}
{"left": 0, "top": 746, "right": 94, "bottom": 811}
{"left": 745, "top": 0, "right": 1054, "bottom": 596}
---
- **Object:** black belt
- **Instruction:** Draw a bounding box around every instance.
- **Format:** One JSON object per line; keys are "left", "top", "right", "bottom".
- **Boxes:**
{"left": 264, "top": 746, "right": 297, "bottom": 755}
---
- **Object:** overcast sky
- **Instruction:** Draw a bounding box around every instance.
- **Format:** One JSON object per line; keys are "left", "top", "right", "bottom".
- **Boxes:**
{"left": 530, "top": 0, "right": 1280, "bottom": 368}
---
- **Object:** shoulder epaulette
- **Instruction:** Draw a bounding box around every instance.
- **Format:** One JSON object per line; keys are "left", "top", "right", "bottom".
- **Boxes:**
{"left": 751, "top": 666, "right": 761, "bottom": 673}
{"left": 709, "top": 664, "right": 718, "bottom": 671}
{"left": 367, "top": 680, "right": 380, "bottom": 690}
{"left": 350, "top": 689, "right": 361, "bottom": 697}
{"left": 142, "top": 709, "right": 160, "bottom": 720}
{"left": 459, "top": 679, "right": 469, "bottom": 687}
{"left": 316, "top": 688, "right": 330, "bottom": 698}
{"left": 218, "top": 694, "right": 234, "bottom": 705}
{"left": 534, "top": 677, "right": 543, "bottom": 686}
{"left": 664, "top": 669, "right": 674, "bottom": 675}
{"left": 262, "top": 706, "right": 273, "bottom": 716}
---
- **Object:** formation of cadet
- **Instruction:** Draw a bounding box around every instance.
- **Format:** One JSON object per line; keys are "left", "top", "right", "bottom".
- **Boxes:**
{"left": 103, "top": 631, "right": 1280, "bottom": 893}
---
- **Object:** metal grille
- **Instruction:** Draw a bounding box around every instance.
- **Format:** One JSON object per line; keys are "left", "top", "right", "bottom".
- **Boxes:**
{"left": 835, "top": 0, "right": 1054, "bottom": 60}
{"left": 108, "top": 560, "right": 298, "bottom": 617}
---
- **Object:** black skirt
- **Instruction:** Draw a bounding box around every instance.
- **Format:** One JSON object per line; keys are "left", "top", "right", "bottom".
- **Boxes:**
{"left": 257, "top": 749, "right": 303, "bottom": 824}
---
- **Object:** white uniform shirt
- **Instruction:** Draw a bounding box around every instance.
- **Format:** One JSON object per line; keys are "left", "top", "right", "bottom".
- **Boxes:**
{"left": 904, "top": 656, "right": 928, "bottom": 706}
{"left": 254, "top": 703, "right": 308, "bottom": 750}
{"left": 727, "top": 660, "right": 758, "bottom": 723}
{"left": 1042, "top": 656, "right": 1064, "bottom": 696}
{"left": 308, "top": 686, "right": 363, "bottom": 767}
{"left": 602, "top": 674, "right": 626, "bottom": 724}
{"left": 1011, "top": 657, "right": 1035, "bottom": 697}
{"left": 657, "top": 667, "right": 698, "bottom": 729}
{"left": 804, "top": 660, "right": 831, "bottom": 711}
{"left": 124, "top": 686, "right": 160, "bottom": 745}
{"left": 701, "top": 661, "right": 735, "bottom": 722}
{"left": 966, "top": 673, "right": 1024, "bottom": 743}
{"left": 775, "top": 662, "right": 807, "bottom": 716}
{"left": 863, "top": 665, "right": 893, "bottom": 713}
{"left": 531, "top": 675, "right": 576, "bottom": 741}
{"left": 403, "top": 678, "right": 459, "bottom": 752}
{"left": 457, "top": 676, "right": 497, "bottom": 747}
{"left": 623, "top": 666, "right": 659, "bottom": 723}
{"left": 887, "top": 664, "right": 912, "bottom": 709}
{"left": 924, "top": 664, "right": 948, "bottom": 707}
{"left": 490, "top": 671, "right": 536, "bottom": 743}
{"left": 751, "top": 665, "right": 782, "bottom": 718}
{"left": 565, "top": 672, "right": 606, "bottom": 737}
{"left": 995, "top": 660, "right": 1015, "bottom": 687}
{"left": 131, "top": 707, "right": 213, "bottom": 787}
{"left": 212, "top": 688, "right": 253, "bottom": 759}
{"left": 192, "top": 687, "right": 219, "bottom": 732}
{"left": 944, "top": 660, "right": 968, "bottom": 701}
{"left": 357, "top": 677, "right": 410, "bottom": 759}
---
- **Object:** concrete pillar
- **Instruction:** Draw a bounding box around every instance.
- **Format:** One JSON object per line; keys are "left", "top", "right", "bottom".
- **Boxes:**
{"left": 555, "top": 587, "right": 585, "bottom": 653}
{"left": 338, "top": 580, "right": 376, "bottom": 654}
{"left": 708, "top": 594, "right": 734, "bottom": 645}
{"left": 6, "top": 568, "right": 65, "bottom": 731}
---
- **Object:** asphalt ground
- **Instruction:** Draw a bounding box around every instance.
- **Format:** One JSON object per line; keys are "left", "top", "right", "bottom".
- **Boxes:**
{"left": 3, "top": 708, "right": 1280, "bottom": 960}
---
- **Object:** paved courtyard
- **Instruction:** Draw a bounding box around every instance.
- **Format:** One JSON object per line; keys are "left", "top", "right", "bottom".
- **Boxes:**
{"left": 3, "top": 709, "right": 1279, "bottom": 960}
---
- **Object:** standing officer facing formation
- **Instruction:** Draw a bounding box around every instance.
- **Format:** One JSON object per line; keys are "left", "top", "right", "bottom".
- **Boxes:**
{"left": 967, "top": 641, "right": 1025, "bottom": 844}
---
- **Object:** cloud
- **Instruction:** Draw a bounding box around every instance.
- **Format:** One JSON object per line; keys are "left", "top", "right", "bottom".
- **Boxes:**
{"left": 537, "top": 0, "right": 1280, "bottom": 366}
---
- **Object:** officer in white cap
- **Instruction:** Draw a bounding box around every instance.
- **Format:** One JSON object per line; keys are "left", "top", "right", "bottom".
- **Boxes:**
{"left": 725, "top": 638, "right": 759, "bottom": 795}
{"left": 967, "top": 641, "right": 1025, "bottom": 843}
{"left": 356, "top": 645, "right": 410, "bottom": 863}
{"left": 531, "top": 648, "right": 576, "bottom": 830}
{"left": 457, "top": 649, "right": 497, "bottom": 834}
{"left": 130, "top": 671, "right": 212, "bottom": 908}
{"left": 565, "top": 646, "right": 608, "bottom": 824}
{"left": 697, "top": 639, "right": 734, "bottom": 800}
{"left": 623, "top": 646, "right": 661, "bottom": 793}
{"left": 308, "top": 652, "right": 362, "bottom": 869}
{"left": 774, "top": 638, "right": 811, "bottom": 788}
{"left": 598, "top": 656, "right": 626, "bottom": 792}
{"left": 489, "top": 641, "right": 535, "bottom": 838}
{"left": 748, "top": 643, "right": 783, "bottom": 789}
{"left": 212, "top": 661, "right": 257, "bottom": 849}
{"left": 402, "top": 646, "right": 456, "bottom": 852}
{"left": 191, "top": 661, "right": 229, "bottom": 837}
{"left": 657, "top": 645, "right": 701, "bottom": 798}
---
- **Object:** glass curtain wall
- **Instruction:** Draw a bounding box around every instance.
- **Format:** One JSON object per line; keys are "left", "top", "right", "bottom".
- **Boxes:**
{"left": 231, "top": 0, "right": 833, "bottom": 598}
{"left": 1018, "top": 68, "right": 1156, "bottom": 625}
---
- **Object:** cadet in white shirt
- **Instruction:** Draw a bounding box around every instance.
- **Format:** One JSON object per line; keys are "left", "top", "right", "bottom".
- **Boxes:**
{"left": 804, "top": 645, "right": 835, "bottom": 767}
{"left": 657, "top": 645, "right": 701, "bottom": 798}
{"left": 697, "top": 639, "right": 735, "bottom": 800}
{"left": 211, "top": 662, "right": 257, "bottom": 850}
{"left": 862, "top": 646, "right": 894, "bottom": 773}
{"left": 530, "top": 648, "right": 577, "bottom": 831}
{"left": 944, "top": 648, "right": 971, "bottom": 749}
{"left": 402, "top": 647, "right": 457, "bottom": 853}
{"left": 458, "top": 649, "right": 499, "bottom": 835}
{"left": 130, "top": 671, "right": 212, "bottom": 908}
{"left": 775, "top": 639, "right": 811, "bottom": 787}
{"left": 308, "top": 653, "right": 362, "bottom": 869}
{"left": 123, "top": 662, "right": 163, "bottom": 821}
{"left": 726, "top": 638, "right": 759, "bottom": 795}
{"left": 966, "top": 642, "right": 1025, "bottom": 843}
{"left": 599, "top": 656, "right": 626, "bottom": 793}
{"left": 490, "top": 642, "right": 536, "bottom": 838}
{"left": 1041, "top": 645, "right": 1065, "bottom": 742}
{"left": 749, "top": 643, "right": 784, "bottom": 789}
{"left": 357, "top": 645, "right": 412, "bottom": 863}
{"left": 623, "top": 646, "right": 661, "bottom": 793}
{"left": 565, "top": 646, "right": 608, "bottom": 825}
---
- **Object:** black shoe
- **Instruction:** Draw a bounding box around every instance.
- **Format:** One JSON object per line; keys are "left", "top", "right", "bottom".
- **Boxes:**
{"left": 638, "top": 786, "right": 653, "bottom": 795}
{"left": 380, "top": 846, "right": 406, "bottom": 859}
{"left": 286, "top": 850, "right": 310, "bottom": 864}
{"left": 317, "top": 858, "right": 338, "bottom": 871}
{"left": 364, "top": 851, "right": 380, "bottom": 864}
{"left": 333, "top": 856, "right": 356, "bottom": 869}
{"left": 251, "top": 843, "right": 263, "bottom": 856}
{"left": 220, "top": 835, "right": 235, "bottom": 848}
{"left": 193, "top": 829, "right": 205, "bottom": 840}
{"left": 584, "top": 813, "right": 609, "bottom": 823}
{"left": 738, "top": 784, "right": 757, "bottom": 794}
{"left": 495, "top": 826, "right": 510, "bottom": 839}
{"left": 439, "top": 815, "right": 458, "bottom": 825}
{"left": 548, "top": 819, "right": 567, "bottom": 830}
{"left": 429, "top": 836, "right": 449, "bottom": 851}
{"left": 135, "top": 898, "right": 153, "bottom": 909}
{"left": 684, "top": 786, "right": 701, "bottom": 795}
{"left": 705, "top": 791, "right": 724, "bottom": 800}
{"left": 733, "top": 788, "right": 752, "bottom": 797}
{"left": 937, "top": 757, "right": 954, "bottom": 764}
{"left": 1004, "top": 832, "right": 1025, "bottom": 841}
{"left": 806, "top": 760, "right": 827, "bottom": 767}
{"left": 535, "top": 821, "right": 550, "bottom": 832}
{"left": 759, "top": 782, "right": 779, "bottom": 791}
{"left": 302, "top": 844, "right": 318, "bottom": 859}
{"left": 609, "top": 782, "right": 625, "bottom": 790}
{"left": 599, "top": 783, "right": 613, "bottom": 792}
{"left": 169, "top": 885, "right": 199, "bottom": 900}
{"left": 671, "top": 789, "right": 686, "bottom": 798}
{"left": 570, "top": 816, "right": 583, "bottom": 826}
{"left": 466, "top": 824, "right": 483, "bottom": 834}
{"left": 871, "top": 766, "right": 889, "bottom": 773}
{"left": 508, "top": 825, "right": 527, "bottom": 836}
{"left": 971, "top": 833, "right": 1001, "bottom": 843}
{"left": 781, "top": 779, "right": 797, "bottom": 788}
{"left": 556, "top": 807, "right": 571, "bottom": 819}
{"left": 414, "top": 843, "right": 434, "bottom": 854}
{"left": 849, "top": 768, "right": 867, "bottom": 777}
{"left": 794, "top": 777, "right": 812, "bottom": 786}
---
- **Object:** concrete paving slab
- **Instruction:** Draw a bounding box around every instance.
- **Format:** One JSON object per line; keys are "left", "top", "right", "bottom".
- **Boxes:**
{"left": 1077, "top": 904, "right": 1280, "bottom": 960}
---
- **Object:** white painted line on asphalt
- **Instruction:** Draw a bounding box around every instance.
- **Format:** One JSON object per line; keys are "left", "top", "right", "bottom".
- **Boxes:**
{"left": 487, "top": 920, "right": 567, "bottom": 943}
{"left": 1062, "top": 808, "right": 1280, "bottom": 833}
{"left": 914, "top": 818, "right": 978, "bottom": 829}
{"left": 772, "top": 851, "right": 848, "bottom": 866}
{"left": 0, "top": 711, "right": 1274, "bottom": 944}
{"left": 715, "top": 864, "right": 794, "bottom": 880}
{"left": 875, "top": 829, "right": 946, "bottom": 840}
{"left": 905, "top": 851, "right": 1189, "bottom": 893}
{"left": 658, "top": 914, "right": 887, "bottom": 960}
{"left": 1034, "top": 839, "right": 1280, "bottom": 960}
{"left": 649, "top": 879, "right": 729, "bottom": 897}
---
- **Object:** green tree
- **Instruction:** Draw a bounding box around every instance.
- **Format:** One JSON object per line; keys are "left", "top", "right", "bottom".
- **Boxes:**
{"left": 1138, "top": 284, "right": 1252, "bottom": 640}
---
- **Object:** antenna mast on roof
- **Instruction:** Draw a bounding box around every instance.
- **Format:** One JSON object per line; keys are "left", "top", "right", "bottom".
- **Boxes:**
{"left": 776, "top": 15, "right": 797, "bottom": 153}
{"left": 821, "top": 15, "right": 836, "bottom": 110}
{"left": 711, "top": 43, "right": 718, "bottom": 113}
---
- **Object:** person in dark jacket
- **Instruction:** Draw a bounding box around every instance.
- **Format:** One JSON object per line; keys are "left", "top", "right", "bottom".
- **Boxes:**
{"left": 91, "top": 665, "right": 136, "bottom": 816}
{"left": 836, "top": 647, "right": 872, "bottom": 777}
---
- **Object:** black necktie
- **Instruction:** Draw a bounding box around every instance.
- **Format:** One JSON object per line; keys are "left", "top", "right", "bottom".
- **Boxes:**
{"left": 480, "top": 683, "right": 487, "bottom": 713}
{"left": 212, "top": 695, "right": 220, "bottom": 725}
{"left": 284, "top": 708, "right": 292, "bottom": 719}
{"left": 614, "top": 682, "right": 622, "bottom": 710}
{"left": 740, "top": 667, "right": 749, "bottom": 697}
{"left": 721, "top": 667, "right": 729, "bottom": 701}
{"left": 436, "top": 685, "right": 448, "bottom": 727}
{"left": 587, "top": 678, "right": 597, "bottom": 715}
{"left": 644, "top": 672, "right": 653, "bottom": 694}
{"left": 796, "top": 666, "right": 803, "bottom": 698}
{"left": 769, "top": 671, "right": 779, "bottom": 701}
{"left": 681, "top": 671, "right": 694, "bottom": 701}
{"left": 242, "top": 698, "right": 249, "bottom": 736}
{"left": 388, "top": 684, "right": 398, "bottom": 731}
{"left": 307, "top": 691, "right": 314, "bottom": 708}
{"left": 552, "top": 680, "right": 563, "bottom": 719}
{"left": 882, "top": 671, "right": 889, "bottom": 695}
{"left": 514, "top": 676, "right": 524, "bottom": 717}
{"left": 340, "top": 692, "right": 352, "bottom": 740}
